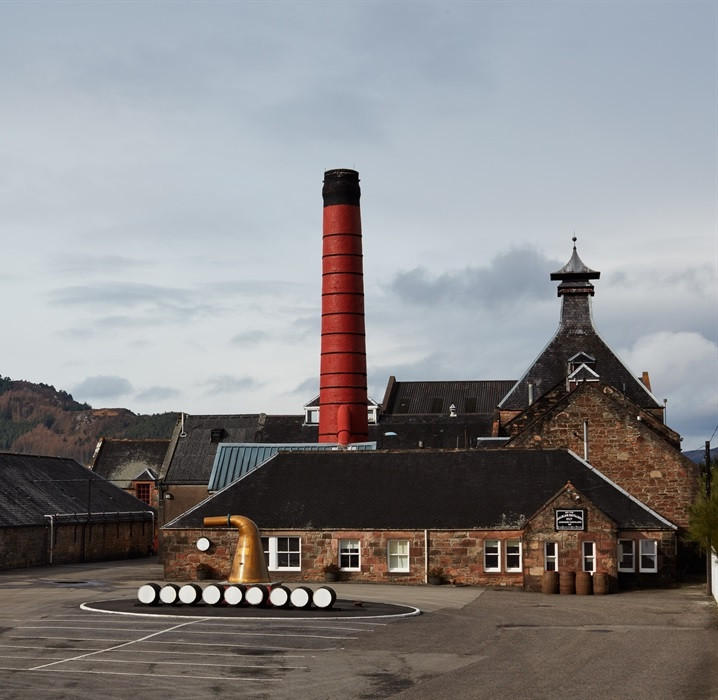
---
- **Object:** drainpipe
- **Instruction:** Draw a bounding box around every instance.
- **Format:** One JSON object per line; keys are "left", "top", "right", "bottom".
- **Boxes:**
{"left": 424, "top": 529, "right": 429, "bottom": 584}
{"left": 44, "top": 515, "right": 55, "bottom": 565}
{"left": 583, "top": 419, "right": 589, "bottom": 461}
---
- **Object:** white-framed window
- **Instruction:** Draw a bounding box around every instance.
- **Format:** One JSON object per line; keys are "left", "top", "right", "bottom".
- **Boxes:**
{"left": 261, "top": 536, "right": 301, "bottom": 571}
{"left": 484, "top": 539, "right": 501, "bottom": 572}
{"left": 582, "top": 541, "right": 596, "bottom": 573}
{"left": 639, "top": 539, "right": 658, "bottom": 573}
{"left": 339, "top": 539, "right": 360, "bottom": 570}
{"left": 387, "top": 539, "right": 410, "bottom": 572}
{"left": 544, "top": 541, "right": 558, "bottom": 572}
{"left": 506, "top": 539, "right": 522, "bottom": 572}
{"left": 304, "top": 408, "right": 319, "bottom": 425}
{"left": 618, "top": 540, "right": 635, "bottom": 572}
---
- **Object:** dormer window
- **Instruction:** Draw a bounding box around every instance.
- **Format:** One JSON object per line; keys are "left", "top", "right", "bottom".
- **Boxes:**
{"left": 568, "top": 352, "right": 596, "bottom": 375}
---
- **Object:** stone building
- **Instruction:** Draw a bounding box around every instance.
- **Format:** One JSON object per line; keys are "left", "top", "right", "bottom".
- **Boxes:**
{"left": 161, "top": 449, "right": 676, "bottom": 589}
{"left": 159, "top": 241, "right": 699, "bottom": 588}
{"left": 0, "top": 452, "right": 155, "bottom": 570}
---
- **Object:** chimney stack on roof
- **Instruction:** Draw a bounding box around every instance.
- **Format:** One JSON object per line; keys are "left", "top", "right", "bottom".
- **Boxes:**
{"left": 318, "top": 169, "right": 369, "bottom": 445}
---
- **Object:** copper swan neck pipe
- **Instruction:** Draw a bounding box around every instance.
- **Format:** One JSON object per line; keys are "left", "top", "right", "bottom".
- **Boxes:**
{"left": 203, "top": 514, "right": 270, "bottom": 584}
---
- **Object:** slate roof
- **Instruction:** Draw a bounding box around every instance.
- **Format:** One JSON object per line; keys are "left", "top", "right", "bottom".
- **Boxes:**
{"left": 90, "top": 438, "right": 169, "bottom": 488}
{"left": 0, "top": 452, "right": 155, "bottom": 527}
{"left": 382, "top": 377, "right": 516, "bottom": 415}
{"left": 499, "top": 322, "right": 661, "bottom": 410}
{"left": 165, "top": 449, "right": 672, "bottom": 531}
{"left": 375, "top": 415, "right": 495, "bottom": 449}
{"left": 207, "top": 441, "right": 376, "bottom": 491}
{"left": 500, "top": 246, "right": 659, "bottom": 411}
{"left": 162, "top": 414, "right": 319, "bottom": 485}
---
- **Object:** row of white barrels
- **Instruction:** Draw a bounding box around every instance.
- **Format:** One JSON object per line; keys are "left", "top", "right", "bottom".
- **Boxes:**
{"left": 137, "top": 583, "right": 337, "bottom": 610}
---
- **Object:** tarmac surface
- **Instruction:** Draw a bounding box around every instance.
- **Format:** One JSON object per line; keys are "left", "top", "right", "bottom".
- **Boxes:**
{"left": 0, "top": 557, "right": 716, "bottom": 699}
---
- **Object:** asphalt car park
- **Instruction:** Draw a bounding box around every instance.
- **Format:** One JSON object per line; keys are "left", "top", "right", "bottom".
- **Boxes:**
{"left": 0, "top": 558, "right": 716, "bottom": 699}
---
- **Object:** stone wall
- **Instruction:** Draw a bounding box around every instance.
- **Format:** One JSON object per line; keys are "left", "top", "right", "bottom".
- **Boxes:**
{"left": 0, "top": 520, "right": 154, "bottom": 570}
{"left": 506, "top": 384, "right": 699, "bottom": 528}
{"left": 522, "top": 483, "right": 619, "bottom": 591}
{"left": 162, "top": 526, "right": 525, "bottom": 587}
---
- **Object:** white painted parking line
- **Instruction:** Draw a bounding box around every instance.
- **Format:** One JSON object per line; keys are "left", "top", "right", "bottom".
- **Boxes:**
{"left": 30, "top": 618, "right": 209, "bottom": 671}
{"left": 17, "top": 625, "right": 167, "bottom": 633}
{"left": 158, "top": 629, "right": 357, "bottom": 640}
{"left": 17, "top": 625, "right": 356, "bottom": 640}
{"left": 29, "top": 668, "right": 283, "bottom": 682}
{"left": 10, "top": 635, "right": 339, "bottom": 651}
{"left": 67, "top": 657, "right": 308, "bottom": 670}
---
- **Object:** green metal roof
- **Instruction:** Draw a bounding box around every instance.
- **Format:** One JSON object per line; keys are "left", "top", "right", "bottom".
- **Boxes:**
{"left": 207, "top": 442, "right": 376, "bottom": 491}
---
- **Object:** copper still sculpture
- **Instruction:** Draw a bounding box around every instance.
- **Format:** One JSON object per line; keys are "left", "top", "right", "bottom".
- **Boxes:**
{"left": 202, "top": 514, "right": 271, "bottom": 584}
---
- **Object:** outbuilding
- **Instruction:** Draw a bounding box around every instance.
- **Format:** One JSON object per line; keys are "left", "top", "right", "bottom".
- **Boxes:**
{"left": 162, "top": 448, "right": 676, "bottom": 590}
{"left": 0, "top": 452, "right": 155, "bottom": 570}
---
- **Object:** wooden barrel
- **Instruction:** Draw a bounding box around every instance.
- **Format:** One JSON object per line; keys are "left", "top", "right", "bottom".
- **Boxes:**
{"left": 178, "top": 584, "right": 202, "bottom": 605}
{"left": 541, "top": 571, "right": 559, "bottom": 594}
{"left": 137, "top": 583, "right": 161, "bottom": 605}
{"left": 223, "top": 585, "right": 245, "bottom": 606}
{"left": 312, "top": 586, "right": 337, "bottom": 609}
{"left": 201, "top": 584, "right": 225, "bottom": 606}
{"left": 269, "top": 585, "right": 291, "bottom": 608}
{"left": 593, "top": 572, "right": 609, "bottom": 595}
{"left": 245, "top": 584, "right": 269, "bottom": 607}
{"left": 559, "top": 571, "right": 575, "bottom": 595}
{"left": 159, "top": 584, "right": 180, "bottom": 604}
{"left": 290, "top": 586, "right": 313, "bottom": 609}
{"left": 575, "top": 571, "right": 592, "bottom": 595}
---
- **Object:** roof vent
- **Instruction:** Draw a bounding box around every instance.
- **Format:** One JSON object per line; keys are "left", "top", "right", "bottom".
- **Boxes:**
{"left": 210, "top": 428, "right": 226, "bottom": 444}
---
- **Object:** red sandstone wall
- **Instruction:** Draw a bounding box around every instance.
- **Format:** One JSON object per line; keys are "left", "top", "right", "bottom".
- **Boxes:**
{"left": 506, "top": 385, "right": 699, "bottom": 528}
{"left": 523, "top": 486, "right": 618, "bottom": 591}
{"left": 161, "top": 527, "right": 524, "bottom": 587}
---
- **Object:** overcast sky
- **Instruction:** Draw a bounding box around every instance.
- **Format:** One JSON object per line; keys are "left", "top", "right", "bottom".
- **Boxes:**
{"left": 1, "top": 1, "right": 715, "bottom": 451}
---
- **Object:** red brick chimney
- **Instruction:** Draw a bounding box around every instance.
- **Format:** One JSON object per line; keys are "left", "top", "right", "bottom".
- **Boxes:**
{"left": 319, "top": 169, "right": 369, "bottom": 445}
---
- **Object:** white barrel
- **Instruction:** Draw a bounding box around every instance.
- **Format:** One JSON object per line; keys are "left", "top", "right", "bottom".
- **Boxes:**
{"left": 312, "top": 586, "right": 336, "bottom": 609}
{"left": 289, "top": 586, "right": 313, "bottom": 609}
{"left": 201, "top": 584, "right": 224, "bottom": 606}
{"left": 159, "top": 584, "right": 179, "bottom": 605}
{"left": 137, "top": 583, "right": 161, "bottom": 605}
{"left": 268, "top": 585, "right": 291, "bottom": 608}
{"left": 178, "top": 584, "right": 202, "bottom": 605}
{"left": 244, "top": 584, "right": 268, "bottom": 607}
{"left": 223, "top": 585, "right": 245, "bottom": 606}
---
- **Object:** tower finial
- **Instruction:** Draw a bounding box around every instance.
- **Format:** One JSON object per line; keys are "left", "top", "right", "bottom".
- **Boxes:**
{"left": 572, "top": 234, "right": 577, "bottom": 249}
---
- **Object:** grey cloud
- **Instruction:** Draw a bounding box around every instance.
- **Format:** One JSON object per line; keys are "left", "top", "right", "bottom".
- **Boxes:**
{"left": 388, "top": 248, "right": 562, "bottom": 308}
{"left": 52, "top": 254, "right": 151, "bottom": 275}
{"left": 73, "top": 375, "right": 133, "bottom": 400}
{"left": 51, "top": 282, "right": 192, "bottom": 307}
{"left": 231, "top": 331, "right": 269, "bottom": 346}
{"left": 50, "top": 282, "right": 221, "bottom": 323}
{"left": 136, "top": 386, "right": 181, "bottom": 401}
{"left": 204, "top": 375, "right": 262, "bottom": 395}
{"left": 290, "top": 376, "right": 318, "bottom": 397}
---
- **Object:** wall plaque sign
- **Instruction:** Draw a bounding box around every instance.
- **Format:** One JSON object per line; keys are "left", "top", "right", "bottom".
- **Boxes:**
{"left": 555, "top": 509, "right": 585, "bottom": 531}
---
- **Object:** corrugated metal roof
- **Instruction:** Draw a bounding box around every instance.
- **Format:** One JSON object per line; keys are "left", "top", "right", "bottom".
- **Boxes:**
{"left": 207, "top": 442, "right": 376, "bottom": 491}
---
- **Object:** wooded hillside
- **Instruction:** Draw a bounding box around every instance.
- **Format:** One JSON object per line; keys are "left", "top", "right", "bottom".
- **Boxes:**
{"left": 0, "top": 376, "right": 177, "bottom": 465}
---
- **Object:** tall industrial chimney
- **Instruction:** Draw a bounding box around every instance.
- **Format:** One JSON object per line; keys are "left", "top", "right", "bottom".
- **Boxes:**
{"left": 319, "top": 169, "right": 369, "bottom": 445}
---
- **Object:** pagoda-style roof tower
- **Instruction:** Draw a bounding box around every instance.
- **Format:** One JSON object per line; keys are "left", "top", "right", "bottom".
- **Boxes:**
{"left": 499, "top": 239, "right": 661, "bottom": 414}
